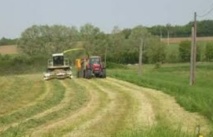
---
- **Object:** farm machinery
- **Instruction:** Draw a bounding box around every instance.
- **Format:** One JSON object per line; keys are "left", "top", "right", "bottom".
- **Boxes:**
{"left": 43, "top": 53, "right": 73, "bottom": 80}
{"left": 43, "top": 47, "right": 106, "bottom": 80}
{"left": 75, "top": 56, "right": 106, "bottom": 79}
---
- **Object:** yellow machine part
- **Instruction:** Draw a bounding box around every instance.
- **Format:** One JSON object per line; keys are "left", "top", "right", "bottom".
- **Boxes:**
{"left": 75, "top": 59, "right": 81, "bottom": 70}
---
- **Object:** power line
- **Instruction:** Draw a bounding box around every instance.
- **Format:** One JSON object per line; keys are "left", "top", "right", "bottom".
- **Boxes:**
{"left": 197, "top": 3, "right": 213, "bottom": 18}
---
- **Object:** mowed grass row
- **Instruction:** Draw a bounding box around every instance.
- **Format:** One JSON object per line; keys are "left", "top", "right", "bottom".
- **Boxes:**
{"left": 44, "top": 79, "right": 138, "bottom": 137}
{"left": 63, "top": 78, "right": 198, "bottom": 137}
{"left": 80, "top": 79, "right": 135, "bottom": 137}
{"left": 0, "top": 77, "right": 65, "bottom": 128}
{"left": 28, "top": 79, "right": 91, "bottom": 137}
{"left": 29, "top": 78, "right": 140, "bottom": 137}
{"left": 0, "top": 75, "right": 44, "bottom": 115}
{"left": 43, "top": 78, "right": 193, "bottom": 137}
{"left": 0, "top": 79, "right": 90, "bottom": 137}
{"left": 36, "top": 79, "right": 109, "bottom": 137}
{"left": 107, "top": 78, "right": 210, "bottom": 137}
{"left": 109, "top": 63, "right": 213, "bottom": 132}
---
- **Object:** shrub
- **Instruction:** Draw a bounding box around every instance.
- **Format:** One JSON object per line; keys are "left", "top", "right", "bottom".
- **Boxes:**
{"left": 106, "top": 62, "right": 128, "bottom": 69}
{"left": 205, "top": 42, "right": 213, "bottom": 61}
{"left": 179, "top": 41, "right": 191, "bottom": 62}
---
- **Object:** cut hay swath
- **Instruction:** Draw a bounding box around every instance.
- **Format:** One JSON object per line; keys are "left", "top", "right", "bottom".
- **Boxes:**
{"left": 0, "top": 74, "right": 211, "bottom": 137}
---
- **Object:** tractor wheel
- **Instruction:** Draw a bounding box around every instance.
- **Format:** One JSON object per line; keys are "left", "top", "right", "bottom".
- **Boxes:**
{"left": 85, "top": 69, "right": 92, "bottom": 79}
{"left": 102, "top": 69, "right": 106, "bottom": 78}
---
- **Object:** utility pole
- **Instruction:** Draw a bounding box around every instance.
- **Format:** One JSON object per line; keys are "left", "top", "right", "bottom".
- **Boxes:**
{"left": 166, "top": 23, "right": 171, "bottom": 46}
{"left": 167, "top": 30, "right": 170, "bottom": 46}
{"left": 190, "top": 12, "right": 197, "bottom": 85}
{"left": 190, "top": 27, "right": 195, "bottom": 85}
{"left": 104, "top": 44, "right": 107, "bottom": 67}
{"left": 138, "top": 38, "right": 143, "bottom": 76}
{"left": 194, "top": 12, "right": 197, "bottom": 80}
{"left": 160, "top": 28, "right": 162, "bottom": 41}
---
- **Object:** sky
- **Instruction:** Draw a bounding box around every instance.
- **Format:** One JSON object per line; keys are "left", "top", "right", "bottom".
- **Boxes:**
{"left": 0, "top": 0, "right": 213, "bottom": 38}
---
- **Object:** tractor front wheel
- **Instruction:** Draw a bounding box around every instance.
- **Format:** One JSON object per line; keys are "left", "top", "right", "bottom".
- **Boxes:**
{"left": 85, "top": 69, "right": 92, "bottom": 79}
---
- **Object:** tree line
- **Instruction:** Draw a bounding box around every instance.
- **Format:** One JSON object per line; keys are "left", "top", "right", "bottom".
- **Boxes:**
{"left": 5, "top": 21, "right": 210, "bottom": 65}
{"left": 2, "top": 19, "right": 213, "bottom": 45}
{"left": 17, "top": 24, "right": 166, "bottom": 64}
{"left": 148, "top": 20, "right": 213, "bottom": 38}
{"left": 17, "top": 23, "right": 213, "bottom": 65}
{"left": 0, "top": 37, "right": 17, "bottom": 46}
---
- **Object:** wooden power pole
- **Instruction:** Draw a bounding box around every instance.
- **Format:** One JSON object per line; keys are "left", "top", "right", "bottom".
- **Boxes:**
{"left": 138, "top": 38, "right": 143, "bottom": 76}
{"left": 190, "top": 12, "right": 197, "bottom": 85}
{"left": 190, "top": 27, "right": 195, "bottom": 85}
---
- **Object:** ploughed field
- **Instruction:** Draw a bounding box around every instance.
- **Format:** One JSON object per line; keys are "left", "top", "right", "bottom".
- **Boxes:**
{"left": 0, "top": 74, "right": 211, "bottom": 137}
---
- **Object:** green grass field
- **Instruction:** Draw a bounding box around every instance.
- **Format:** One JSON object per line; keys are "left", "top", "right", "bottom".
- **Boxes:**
{"left": 0, "top": 70, "right": 211, "bottom": 136}
{"left": 0, "top": 48, "right": 213, "bottom": 136}
{"left": 109, "top": 63, "right": 213, "bottom": 127}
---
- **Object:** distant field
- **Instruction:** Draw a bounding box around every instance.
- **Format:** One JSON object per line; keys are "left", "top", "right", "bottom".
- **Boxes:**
{"left": 161, "top": 36, "right": 213, "bottom": 44}
{"left": 0, "top": 45, "right": 18, "bottom": 55}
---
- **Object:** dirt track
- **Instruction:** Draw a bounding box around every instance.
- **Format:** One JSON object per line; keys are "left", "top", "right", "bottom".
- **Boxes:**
{"left": 0, "top": 76, "right": 211, "bottom": 137}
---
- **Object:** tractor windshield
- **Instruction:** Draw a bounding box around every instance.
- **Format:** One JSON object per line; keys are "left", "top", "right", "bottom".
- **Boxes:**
{"left": 90, "top": 58, "right": 100, "bottom": 64}
{"left": 53, "top": 56, "right": 64, "bottom": 66}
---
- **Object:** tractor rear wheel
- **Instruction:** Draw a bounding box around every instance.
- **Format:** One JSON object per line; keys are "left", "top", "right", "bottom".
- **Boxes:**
{"left": 102, "top": 69, "right": 106, "bottom": 78}
{"left": 85, "top": 69, "right": 92, "bottom": 79}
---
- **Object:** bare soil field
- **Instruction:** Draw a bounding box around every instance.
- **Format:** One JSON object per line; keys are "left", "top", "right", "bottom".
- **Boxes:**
{"left": 0, "top": 45, "right": 18, "bottom": 54}
{"left": 161, "top": 36, "right": 213, "bottom": 44}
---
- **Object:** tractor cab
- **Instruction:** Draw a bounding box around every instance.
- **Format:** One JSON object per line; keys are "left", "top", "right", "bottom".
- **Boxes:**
{"left": 53, "top": 53, "right": 64, "bottom": 66}
{"left": 88, "top": 56, "right": 102, "bottom": 73}
{"left": 43, "top": 53, "right": 72, "bottom": 80}
{"left": 89, "top": 56, "right": 101, "bottom": 65}
{"left": 47, "top": 53, "right": 70, "bottom": 68}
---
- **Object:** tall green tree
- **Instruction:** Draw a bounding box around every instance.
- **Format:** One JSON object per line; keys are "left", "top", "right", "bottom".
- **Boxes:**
{"left": 147, "top": 36, "right": 166, "bottom": 63}
{"left": 110, "top": 26, "right": 126, "bottom": 63}
{"left": 129, "top": 26, "right": 150, "bottom": 64}
{"left": 79, "top": 23, "right": 101, "bottom": 55}
{"left": 18, "top": 25, "right": 78, "bottom": 56}
{"left": 129, "top": 26, "right": 165, "bottom": 64}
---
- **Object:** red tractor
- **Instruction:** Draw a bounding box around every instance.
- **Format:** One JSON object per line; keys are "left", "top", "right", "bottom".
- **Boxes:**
{"left": 76, "top": 56, "right": 106, "bottom": 78}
